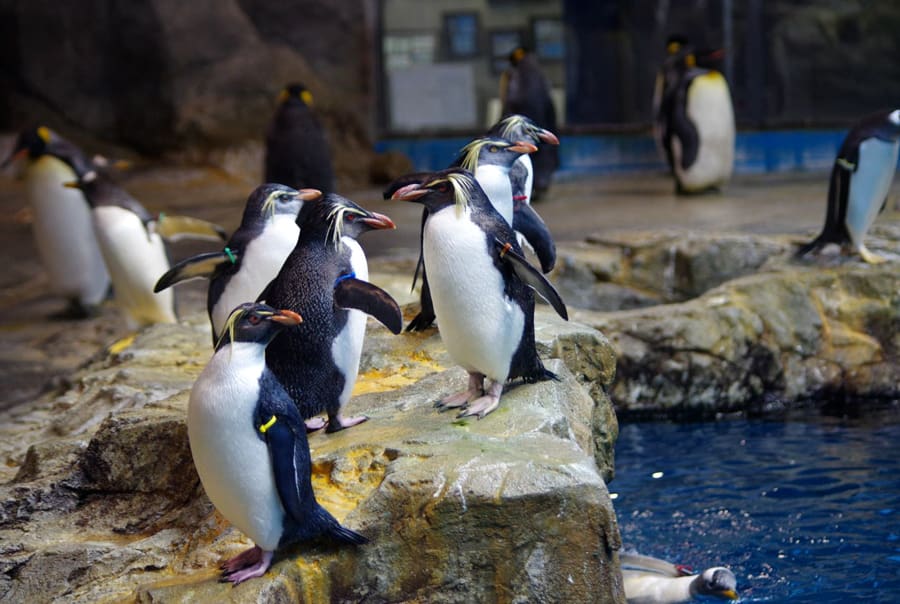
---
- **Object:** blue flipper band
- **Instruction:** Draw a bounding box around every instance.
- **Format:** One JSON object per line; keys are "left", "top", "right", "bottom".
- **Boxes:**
{"left": 334, "top": 271, "right": 356, "bottom": 287}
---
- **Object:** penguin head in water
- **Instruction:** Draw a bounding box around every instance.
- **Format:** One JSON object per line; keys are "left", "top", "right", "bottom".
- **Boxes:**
{"left": 297, "top": 192, "right": 396, "bottom": 247}
{"left": 245, "top": 183, "right": 322, "bottom": 222}
{"left": 495, "top": 114, "right": 560, "bottom": 146}
{"left": 692, "top": 567, "right": 738, "bottom": 600}
{"left": 390, "top": 168, "right": 480, "bottom": 214}
{"left": 277, "top": 83, "right": 315, "bottom": 108}
{"left": 458, "top": 137, "right": 537, "bottom": 173}
{"left": 215, "top": 302, "right": 302, "bottom": 351}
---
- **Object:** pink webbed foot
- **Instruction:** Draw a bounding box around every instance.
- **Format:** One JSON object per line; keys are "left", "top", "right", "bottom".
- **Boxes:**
{"left": 305, "top": 416, "right": 327, "bottom": 432}
{"left": 219, "top": 545, "right": 274, "bottom": 585}
{"left": 456, "top": 380, "right": 504, "bottom": 419}
{"left": 436, "top": 372, "right": 484, "bottom": 411}
{"left": 325, "top": 413, "right": 369, "bottom": 433}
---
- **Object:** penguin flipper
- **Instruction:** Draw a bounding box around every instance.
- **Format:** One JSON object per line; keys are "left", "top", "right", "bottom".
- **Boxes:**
{"left": 153, "top": 251, "right": 231, "bottom": 292}
{"left": 795, "top": 162, "right": 853, "bottom": 258}
{"left": 493, "top": 238, "right": 568, "bottom": 320}
{"left": 512, "top": 202, "right": 557, "bottom": 273}
{"left": 335, "top": 278, "right": 403, "bottom": 334}
{"left": 620, "top": 552, "right": 690, "bottom": 577}
{"left": 154, "top": 214, "right": 228, "bottom": 242}
{"left": 406, "top": 275, "right": 436, "bottom": 332}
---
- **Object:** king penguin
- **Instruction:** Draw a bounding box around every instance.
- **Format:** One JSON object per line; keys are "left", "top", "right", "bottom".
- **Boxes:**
{"left": 660, "top": 46, "right": 735, "bottom": 194}
{"left": 390, "top": 168, "right": 568, "bottom": 419}
{"left": 68, "top": 170, "right": 225, "bottom": 328}
{"left": 188, "top": 303, "right": 366, "bottom": 585}
{"left": 260, "top": 193, "right": 402, "bottom": 432}
{"left": 796, "top": 108, "right": 900, "bottom": 264}
{"left": 2, "top": 126, "right": 110, "bottom": 317}
{"left": 620, "top": 551, "right": 738, "bottom": 604}
{"left": 265, "top": 83, "right": 335, "bottom": 193}
{"left": 155, "top": 184, "right": 322, "bottom": 342}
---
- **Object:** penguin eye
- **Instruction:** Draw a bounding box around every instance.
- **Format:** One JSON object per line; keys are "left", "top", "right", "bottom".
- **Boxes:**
{"left": 279, "top": 194, "right": 292, "bottom": 202}
{"left": 248, "top": 314, "right": 261, "bottom": 325}
{"left": 489, "top": 145, "right": 499, "bottom": 153}
{"left": 436, "top": 183, "right": 449, "bottom": 193}
{"left": 345, "top": 213, "right": 355, "bottom": 222}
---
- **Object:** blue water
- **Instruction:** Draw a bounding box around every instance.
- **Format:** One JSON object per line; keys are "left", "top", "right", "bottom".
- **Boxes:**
{"left": 611, "top": 412, "right": 900, "bottom": 603}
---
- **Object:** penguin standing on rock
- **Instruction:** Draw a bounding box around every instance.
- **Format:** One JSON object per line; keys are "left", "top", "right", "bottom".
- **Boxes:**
{"left": 68, "top": 170, "right": 225, "bottom": 328}
{"left": 265, "top": 83, "right": 335, "bottom": 193}
{"left": 2, "top": 126, "right": 110, "bottom": 317}
{"left": 796, "top": 108, "right": 900, "bottom": 264}
{"left": 620, "top": 551, "right": 738, "bottom": 603}
{"left": 391, "top": 168, "right": 567, "bottom": 419}
{"left": 260, "top": 194, "right": 402, "bottom": 432}
{"left": 154, "top": 184, "right": 322, "bottom": 342}
{"left": 188, "top": 303, "right": 367, "bottom": 585}
{"left": 659, "top": 45, "right": 735, "bottom": 194}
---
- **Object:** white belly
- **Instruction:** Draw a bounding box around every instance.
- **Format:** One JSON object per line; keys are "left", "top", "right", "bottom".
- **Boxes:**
{"left": 332, "top": 237, "right": 368, "bottom": 407}
{"left": 845, "top": 138, "right": 899, "bottom": 246}
{"left": 515, "top": 154, "right": 534, "bottom": 204}
{"left": 475, "top": 164, "right": 514, "bottom": 225}
{"left": 623, "top": 571, "right": 694, "bottom": 604}
{"left": 211, "top": 216, "right": 299, "bottom": 336}
{"left": 675, "top": 71, "right": 735, "bottom": 191}
{"left": 92, "top": 206, "right": 176, "bottom": 327}
{"left": 188, "top": 344, "right": 285, "bottom": 550}
{"left": 24, "top": 157, "right": 110, "bottom": 304}
{"left": 424, "top": 208, "right": 524, "bottom": 382}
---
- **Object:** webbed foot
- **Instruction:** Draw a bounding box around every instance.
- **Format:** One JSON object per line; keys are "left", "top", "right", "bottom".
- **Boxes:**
{"left": 436, "top": 372, "right": 484, "bottom": 410}
{"left": 220, "top": 545, "right": 274, "bottom": 585}
{"left": 325, "top": 414, "right": 369, "bottom": 433}
{"left": 456, "top": 381, "right": 503, "bottom": 419}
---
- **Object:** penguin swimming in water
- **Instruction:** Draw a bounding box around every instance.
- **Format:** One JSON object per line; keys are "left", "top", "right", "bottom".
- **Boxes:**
{"left": 796, "top": 108, "right": 900, "bottom": 264}
{"left": 620, "top": 551, "right": 738, "bottom": 604}
{"left": 2, "top": 126, "right": 110, "bottom": 317}
{"left": 659, "top": 45, "right": 735, "bottom": 194}
{"left": 391, "top": 168, "right": 568, "bottom": 419}
{"left": 260, "top": 193, "right": 402, "bottom": 432}
{"left": 67, "top": 170, "right": 225, "bottom": 328}
{"left": 188, "top": 303, "right": 367, "bottom": 585}
{"left": 265, "top": 83, "right": 335, "bottom": 193}
{"left": 500, "top": 47, "right": 560, "bottom": 200}
{"left": 154, "top": 184, "right": 322, "bottom": 342}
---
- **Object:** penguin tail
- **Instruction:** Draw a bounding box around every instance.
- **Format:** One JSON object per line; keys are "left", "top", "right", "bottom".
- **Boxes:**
{"left": 521, "top": 366, "right": 559, "bottom": 384}
{"left": 312, "top": 506, "right": 368, "bottom": 546}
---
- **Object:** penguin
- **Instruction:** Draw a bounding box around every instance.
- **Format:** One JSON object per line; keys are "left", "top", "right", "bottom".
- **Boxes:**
{"left": 390, "top": 168, "right": 568, "bottom": 419}
{"left": 67, "top": 170, "right": 225, "bottom": 328}
{"left": 264, "top": 83, "right": 335, "bottom": 193}
{"left": 188, "top": 303, "right": 366, "bottom": 585}
{"left": 154, "top": 184, "right": 322, "bottom": 342}
{"left": 796, "top": 108, "right": 900, "bottom": 264}
{"left": 652, "top": 36, "right": 693, "bottom": 173}
{"left": 260, "top": 193, "right": 402, "bottom": 432}
{"left": 620, "top": 551, "right": 738, "bottom": 604}
{"left": 661, "top": 47, "right": 735, "bottom": 194}
{"left": 1, "top": 126, "right": 110, "bottom": 317}
{"left": 499, "top": 47, "right": 560, "bottom": 199}
{"left": 401, "top": 137, "right": 540, "bottom": 332}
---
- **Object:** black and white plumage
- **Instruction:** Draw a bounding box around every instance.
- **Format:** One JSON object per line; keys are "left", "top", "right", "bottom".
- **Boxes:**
{"left": 260, "top": 193, "right": 402, "bottom": 432}
{"left": 658, "top": 47, "right": 735, "bottom": 194}
{"left": 796, "top": 108, "right": 900, "bottom": 264}
{"left": 264, "top": 83, "right": 335, "bottom": 193}
{"left": 390, "top": 168, "right": 567, "bottom": 419}
{"left": 621, "top": 551, "right": 738, "bottom": 604}
{"left": 68, "top": 170, "right": 225, "bottom": 328}
{"left": 2, "top": 126, "right": 110, "bottom": 317}
{"left": 154, "top": 184, "right": 322, "bottom": 342}
{"left": 188, "top": 303, "right": 366, "bottom": 585}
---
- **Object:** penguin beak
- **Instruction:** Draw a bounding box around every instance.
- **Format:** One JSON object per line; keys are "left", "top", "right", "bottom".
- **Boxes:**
{"left": 390, "top": 183, "right": 428, "bottom": 201}
{"left": 721, "top": 589, "right": 738, "bottom": 600}
{"left": 62, "top": 180, "right": 81, "bottom": 189}
{"left": 296, "top": 188, "right": 322, "bottom": 201}
{"left": 360, "top": 211, "right": 396, "bottom": 230}
{"left": 271, "top": 309, "right": 303, "bottom": 326}
{"left": 537, "top": 130, "right": 560, "bottom": 145}
{"left": 509, "top": 141, "right": 538, "bottom": 154}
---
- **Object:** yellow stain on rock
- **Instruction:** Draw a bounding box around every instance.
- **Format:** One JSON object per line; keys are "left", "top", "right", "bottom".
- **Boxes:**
{"left": 352, "top": 349, "right": 446, "bottom": 396}
{"left": 107, "top": 333, "right": 137, "bottom": 354}
{"left": 295, "top": 558, "right": 330, "bottom": 604}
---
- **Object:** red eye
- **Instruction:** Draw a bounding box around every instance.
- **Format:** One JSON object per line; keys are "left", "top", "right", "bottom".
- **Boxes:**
{"left": 345, "top": 214, "right": 355, "bottom": 221}
{"left": 248, "top": 314, "right": 261, "bottom": 325}
{"left": 437, "top": 183, "right": 449, "bottom": 192}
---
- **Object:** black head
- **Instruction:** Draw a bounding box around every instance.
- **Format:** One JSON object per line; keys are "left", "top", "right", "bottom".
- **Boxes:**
{"left": 508, "top": 46, "right": 530, "bottom": 66}
{"left": 278, "top": 83, "right": 314, "bottom": 108}
{"left": 389, "top": 167, "right": 483, "bottom": 213}
{"left": 1, "top": 126, "right": 53, "bottom": 167}
{"left": 215, "top": 302, "right": 302, "bottom": 351}
{"left": 243, "top": 183, "right": 322, "bottom": 224}
{"left": 457, "top": 137, "right": 538, "bottom": 172}
{"left": 491, "top": 115, "right": 560, "bottom": 146}
{"left": 692, "top": 567, "right": 738, "bottom": 601}
{"left": 297, "top": 192, "right": 395, "bottom": 245}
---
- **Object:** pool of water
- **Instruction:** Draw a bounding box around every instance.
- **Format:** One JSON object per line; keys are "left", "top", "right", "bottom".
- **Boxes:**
{"left": 610, "top": 409, "right": 900, "bottom": 603}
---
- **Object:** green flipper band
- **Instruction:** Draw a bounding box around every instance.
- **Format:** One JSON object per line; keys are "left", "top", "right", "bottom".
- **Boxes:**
{"left": 259, "top": 415, "right": 277, "bottom": 433}
{"left": 836, "top": 158, "right": 856, "bottom": 171}
{"left": 224, "top": 247, "right": 237, "bottom": 264}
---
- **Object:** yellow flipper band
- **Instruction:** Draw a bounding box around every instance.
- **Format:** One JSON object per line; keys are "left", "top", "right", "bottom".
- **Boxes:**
{"left": 836, "top": 158, "right": 856, "bottom": 170}
{"left": 259, "top": 415, "right": 277, "bottom": 433}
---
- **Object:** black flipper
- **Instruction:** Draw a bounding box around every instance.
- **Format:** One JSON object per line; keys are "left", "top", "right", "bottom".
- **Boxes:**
{"left": 406, "top": 208, "right": 438, "bottom": 332}
{"left": 154, "top": 250, "right": 232, "bottom": 292}
{"left": 493, "top": 238, "right": 568, "bottom": 320}
{"left": 795, "top": 162, "right": 853, "bottom": 258}
{"left": 334, "top": 277, "right": 403, "bottom": 334}
{"left": 512, "top": 201, "right": 557, "bottom": 273}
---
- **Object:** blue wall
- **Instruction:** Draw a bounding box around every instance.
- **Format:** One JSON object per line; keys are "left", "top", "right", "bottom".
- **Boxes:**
{"left": 374, "top": 130, "right": 890, "bottom": 178}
